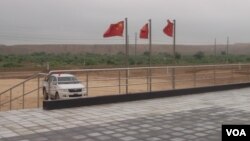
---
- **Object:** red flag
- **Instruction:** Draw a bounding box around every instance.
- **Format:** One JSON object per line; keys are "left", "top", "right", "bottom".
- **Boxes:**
{"left": 139, "top": 23, "right": 149, "bottom": 39}
{"left": 103, "top": 21, "right": 124, "bottom": 38}
{"left": 163, "top": 20, "right": 174, "bottom": 37}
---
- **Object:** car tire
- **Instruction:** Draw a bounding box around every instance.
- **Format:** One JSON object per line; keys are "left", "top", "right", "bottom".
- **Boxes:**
{"left": 43, "top": 88, "right": 48, "bottom": 100}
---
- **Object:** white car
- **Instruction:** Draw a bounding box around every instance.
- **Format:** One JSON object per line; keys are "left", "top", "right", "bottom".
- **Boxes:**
{"left": 43, "top": 74, "right": 87, "bottom": 100}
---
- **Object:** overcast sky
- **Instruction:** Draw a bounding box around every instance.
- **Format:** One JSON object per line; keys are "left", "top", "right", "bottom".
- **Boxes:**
{"left": 0, "top": 0, "right": 250, "bottom": 45}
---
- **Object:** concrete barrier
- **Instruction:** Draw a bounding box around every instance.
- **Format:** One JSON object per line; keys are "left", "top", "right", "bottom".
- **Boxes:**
{"left": 43, "top": 82, "right": 250, "bottom": 110}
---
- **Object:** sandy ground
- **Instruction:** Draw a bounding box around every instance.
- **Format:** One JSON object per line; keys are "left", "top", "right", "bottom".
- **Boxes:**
{"left": 0, "top": 65, "right": 250, "bottom": 111}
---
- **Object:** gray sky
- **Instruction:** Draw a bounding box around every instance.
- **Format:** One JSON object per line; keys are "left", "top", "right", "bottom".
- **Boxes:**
{"left": 0, "top": 0, "right": 250, "bottom": 45}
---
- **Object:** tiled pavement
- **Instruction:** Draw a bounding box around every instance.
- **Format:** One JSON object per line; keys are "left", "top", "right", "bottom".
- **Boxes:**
{"left": 1, "top": 88, "right": 250, "bottom": 141}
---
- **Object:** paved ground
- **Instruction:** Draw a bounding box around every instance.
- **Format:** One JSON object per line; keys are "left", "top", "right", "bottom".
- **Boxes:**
{"left": 1, "top": 88, "right": 250, "bottom": 141}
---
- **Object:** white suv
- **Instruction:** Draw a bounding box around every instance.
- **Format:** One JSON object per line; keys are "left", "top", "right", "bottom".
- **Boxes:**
{"left": 43, "top": 74, "right": 87, "bottom": 100}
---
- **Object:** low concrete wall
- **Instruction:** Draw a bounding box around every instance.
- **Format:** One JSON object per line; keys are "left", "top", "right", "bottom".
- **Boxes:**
{"left": 43, "top": 82, "right": 250, "bottom": 110}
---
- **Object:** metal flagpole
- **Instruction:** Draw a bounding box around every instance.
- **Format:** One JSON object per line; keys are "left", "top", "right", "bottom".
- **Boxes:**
{"left": 172, "top": 19, "right": 176, "bottom": 90}
{"left": 226, "top": 36, "right": 229, "bottom": 63}
{"left": 125, "top": 18, "right": 129, "bottom": 94}
{"left": 149, "top": 19, "right": 152, "bottom": 92}
{"left": 135, "top": 32, "right": 137, "bottom": 56}
{"left": 214, "top": 38, "right": 217, "bottom": 57}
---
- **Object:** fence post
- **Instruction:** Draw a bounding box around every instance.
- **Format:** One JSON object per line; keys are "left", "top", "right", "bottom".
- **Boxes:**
{"left": 193, "top": 67, "right": 196, "bottom": 87}
{"left": 237, "top": 63, "right": 240, "bottom": 83}
{"left": 22, "top": 83, "right": 25, "bottom": 109}
{"left": 86, "top": 72, "right": 89, "bottom": 96}
{"left": 166, "top": 67, "right": 169, "bottom": 89}
{"left": 149, "top": 68, "right": 152, "bottom": 92}
{"left": 126, "top": 69, "right": 129, "bottom": 94}
{"left": 119, "top": 70, "right": 121, "bottom": 94}
{"left": 172, "top": 67, "right": 176, "bottom": 89}
{"left": 231, "top": 65, "right": 234, "bottom": 84}
{"left": 213, "top": 65, "right": 216, "bottom": 86}
{"left": 147, "top": 68, "right": 149, "bottom": 92}
{"left": 37, "top": 76, "right": 40, "bottom": 108}
{"left": 10, "top": 89, "right": 12, "bottom": 110}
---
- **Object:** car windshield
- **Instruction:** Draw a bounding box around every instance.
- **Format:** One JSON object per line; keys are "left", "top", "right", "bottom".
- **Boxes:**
{"left": 58, "top": 77, "right": 79, "bottom": 84}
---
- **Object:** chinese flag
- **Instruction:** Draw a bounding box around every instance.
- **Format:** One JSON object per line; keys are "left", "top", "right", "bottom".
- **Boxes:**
{"left": 103, "top": 21, "right": 124, "bottom": 38}
{"left": 163, "top": 20, "right": 174, "bottom": 37}
{"left": 140, "top": 23, "right": 149, "bottom": 39}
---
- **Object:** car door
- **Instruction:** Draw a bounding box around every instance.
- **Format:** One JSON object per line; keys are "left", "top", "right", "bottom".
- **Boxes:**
{"left": 48, "top": 76, "right": 57, "bottom": 96}
{"left": 50, "top": 76, "right": 57, "bottom": 97}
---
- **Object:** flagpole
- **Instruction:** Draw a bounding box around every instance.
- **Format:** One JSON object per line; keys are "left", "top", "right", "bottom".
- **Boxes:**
{"left": 214, "top": 38, "right": 217, "bottom": 57}
{"left": 125, "top": 17, "right": 129, "bottom": 94}
{"left": 149, "top": 19, "right": 152, "bottom": 92}
{"left": 173, "top": 20, "right": 176, "bottom": 63}
{"left": 135, "top": 32, "right": 137, "bottom": 57}
{"left": 172, "top": 19, "right": 176, "bottom": 90}
{"left": 226, "top": 36, "right": 229, "bottom": 63}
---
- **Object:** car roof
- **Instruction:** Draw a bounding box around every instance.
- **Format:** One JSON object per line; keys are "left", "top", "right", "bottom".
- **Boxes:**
{"left": 51, "top": 74, "right": 75, "bottom": 77}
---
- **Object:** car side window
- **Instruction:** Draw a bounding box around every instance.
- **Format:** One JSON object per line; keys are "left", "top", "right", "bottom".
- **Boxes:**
{"left": 48, "top": 76, "right": 53, "bottom": 83}
{"left": 52, "top": 77, "right": 57, "bottom": 82}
